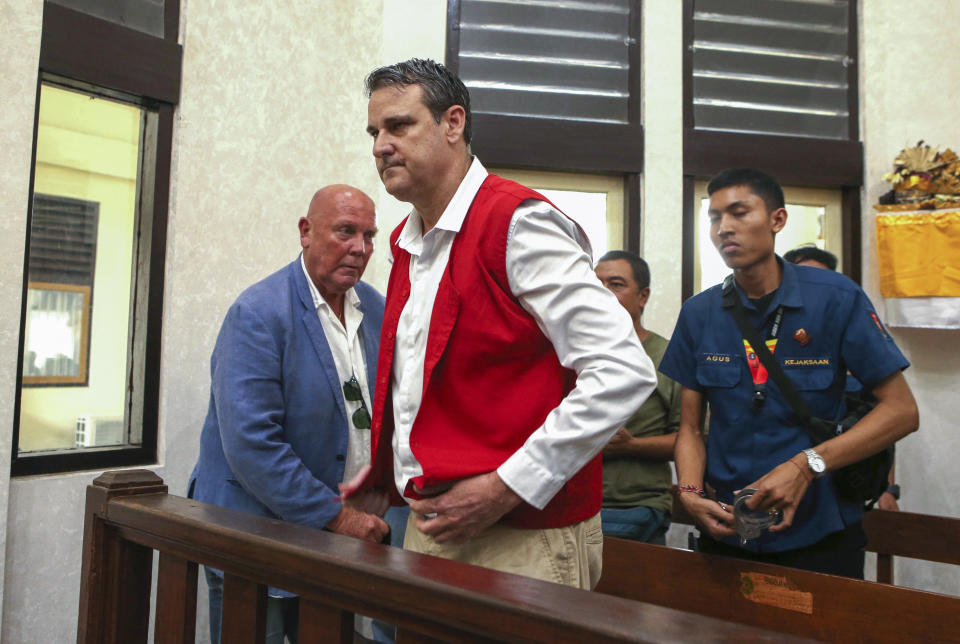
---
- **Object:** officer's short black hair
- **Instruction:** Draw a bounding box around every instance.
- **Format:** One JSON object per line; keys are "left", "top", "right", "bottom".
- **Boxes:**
{"left": 707, "top": 168, "right": 785, "bottom": 213}
{"left": 597, "top": 250, "right": 650, "bottom": 291}
{"left": 783, "top": 245, "right": 839, "bottom": 271}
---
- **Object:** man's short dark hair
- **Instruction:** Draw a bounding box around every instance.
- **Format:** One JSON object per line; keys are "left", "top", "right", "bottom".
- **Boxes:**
{"left": 364, "top": 58, "right": 472, "bottom": 144}
{"left": 597, "top": 250, "right": 650, "bottom": 291}
{"left": 707, "top": 168, "right": 785, "bottom": 213}
{"left": 783, "top": 245, "right": 839, "bottom": 271}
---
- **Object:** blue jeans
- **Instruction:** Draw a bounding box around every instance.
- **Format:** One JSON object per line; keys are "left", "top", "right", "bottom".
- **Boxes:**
{"left": 601, "top": 506, "right": 669, "bottom": 545}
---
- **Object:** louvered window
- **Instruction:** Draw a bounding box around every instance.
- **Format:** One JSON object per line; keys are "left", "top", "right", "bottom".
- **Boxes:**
{"left": 448, "top": 0, "right": 642, "bottom": 173}
{"left": 28, "top": 194, "right": 99, "bottom": 286}
{"left": 458, "top": 0, "right": 632, "bottom": 123}
{"left": 691, "top": 0, "right": 854, "bottom": 140}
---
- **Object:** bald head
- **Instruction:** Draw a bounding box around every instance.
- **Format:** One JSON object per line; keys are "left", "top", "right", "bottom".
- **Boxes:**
{"left": 307, "top": 184, "right": 376, "bottom": 222}
{"left": 299, "top": 184, "right": 377, "bottom": 307}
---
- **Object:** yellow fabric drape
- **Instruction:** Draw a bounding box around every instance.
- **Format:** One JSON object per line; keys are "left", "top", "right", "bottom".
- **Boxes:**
{"left": 875, "top": 210, "right": 960, "bottom": 297}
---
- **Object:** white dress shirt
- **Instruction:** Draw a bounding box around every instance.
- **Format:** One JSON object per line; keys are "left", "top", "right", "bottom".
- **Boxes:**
{"left": 390, "top": 158, "right": 657, "bottom": 509}
{"left": 300, "top": 256, "right": 372, "bottom": 483}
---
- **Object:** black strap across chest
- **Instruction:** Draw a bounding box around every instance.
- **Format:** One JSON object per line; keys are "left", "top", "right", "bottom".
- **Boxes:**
{"left": 721, "top": 277, "right": 816, "bottom": 424}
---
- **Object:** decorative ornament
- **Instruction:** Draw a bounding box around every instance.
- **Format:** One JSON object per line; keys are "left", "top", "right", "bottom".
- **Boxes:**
{"left": 878, "top": 140, "right": 960, "bottom": 211}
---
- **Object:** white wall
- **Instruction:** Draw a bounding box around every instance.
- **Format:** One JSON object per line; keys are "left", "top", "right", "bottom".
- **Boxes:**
{"left": 640, "top": 0, "right": 685, "bottom": 339}
{"left": 860, "top": 0, "right": 960, "bottom": 595}
{"left": 0, "top": 2, "right": 43, "bottom": 637}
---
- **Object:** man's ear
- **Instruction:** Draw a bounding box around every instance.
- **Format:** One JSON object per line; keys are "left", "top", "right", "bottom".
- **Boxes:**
{"left": 442, "top": 105, "right": 467, "bottom": 144}
{"left": 298, "top": 216, "right": 311, "bottom": 248}
{"left": 638, "top": 286, "right": 651, "bottom": 308}
{"left": 770, "top": 207, "right": 788, "bottom": 234}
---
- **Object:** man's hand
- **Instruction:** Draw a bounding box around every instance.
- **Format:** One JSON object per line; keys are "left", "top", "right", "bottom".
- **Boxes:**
{"left": 342, "top": 487, "right": 390, "bottom": 516}
{"left": 602, "top": 427, "right": 633, "bottom": 456}
{"left": 408, "top": 472, "right": 523, "bottom": 544}
{"left": 679, "top": 492, "right": 736, "bottom": 540}
{"left": 326, "top": 505, "right": 389, "bottom": 543}
{"left": 338, "top": 464, "right": 390, "bottom": 516}
{"left": 338, "top": 464, "right": 373, "bottom": 501}
{"left": 740, "top": 454, "right": 813, "bottom": 533}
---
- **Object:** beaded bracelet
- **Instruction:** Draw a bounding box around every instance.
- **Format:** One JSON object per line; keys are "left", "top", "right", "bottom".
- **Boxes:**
{"left": 678, "top": 484, "right": 705, "bottom": 497}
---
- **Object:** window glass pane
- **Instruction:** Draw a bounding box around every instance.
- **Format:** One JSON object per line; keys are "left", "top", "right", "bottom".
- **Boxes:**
{"left": 48, "top": 0, "right": 165, "bottom": 38}
{"left": 490, "top": 168, "right": 624, "bottom": 261}
{"left": 18, "top": 83, "right": 142, "bottom": 453}
{"left": 691, "top": 0, "right": 852, "bottom": 139}
{"left": 694, "top": 182, "right": 842, "bottom": 292}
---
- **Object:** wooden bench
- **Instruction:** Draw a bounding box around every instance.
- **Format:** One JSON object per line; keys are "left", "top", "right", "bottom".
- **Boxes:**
{"left": 596, "top": 536, "right": 960, "bottom": 642}
{"left": 669, "top": 489, "right": 960, "bottom": 584}
{"left": 863, "top": 509, "right": 960, "bottom": 584}
{"left": 78, "top": 470, "right": 803, "bottom": 643}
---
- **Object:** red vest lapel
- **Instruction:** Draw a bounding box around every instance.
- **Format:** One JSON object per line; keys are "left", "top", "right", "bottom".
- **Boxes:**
{"left": 422, "top": 261, "right": 461, "bottom": 399}
{"left": 369, "top": 224, "right": 411, "bottom": 497}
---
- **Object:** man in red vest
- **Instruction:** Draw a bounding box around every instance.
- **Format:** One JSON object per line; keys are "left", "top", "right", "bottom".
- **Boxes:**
{"left": 344, "top": 58, "right": 656, "bottom": 589}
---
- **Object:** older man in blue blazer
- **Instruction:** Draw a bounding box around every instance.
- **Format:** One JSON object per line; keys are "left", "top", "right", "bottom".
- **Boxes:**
{"left": 189, "top": 184, "right": 390, "bottom": 643}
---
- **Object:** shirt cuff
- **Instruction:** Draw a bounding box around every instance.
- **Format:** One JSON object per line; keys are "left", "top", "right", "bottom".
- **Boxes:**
{"left": 497, "top": 448, "right": 567, "bottom": 510}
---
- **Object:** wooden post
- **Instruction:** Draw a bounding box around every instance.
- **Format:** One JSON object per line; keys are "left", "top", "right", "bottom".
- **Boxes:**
{"left": 876, "top": 553, "right": 894, "bottom": 584}
{"left": 221, "top": 573, "right": 267, "bottom": 644}
{"left": 155, "top": 552, "right": 199, "bottom": 644}
{"left": 77, "top": 469, "right": 167, "bottom": 644}
{"left": 297, "top": 598, "right": 352, "bottom": 643}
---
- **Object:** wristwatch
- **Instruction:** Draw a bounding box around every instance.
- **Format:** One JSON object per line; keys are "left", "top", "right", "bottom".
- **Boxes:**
{"left": 802, "top": 448, "right": 827, "bottom": 478}
{"left": 886, "top": 483, "right": 901, "bottom": 500}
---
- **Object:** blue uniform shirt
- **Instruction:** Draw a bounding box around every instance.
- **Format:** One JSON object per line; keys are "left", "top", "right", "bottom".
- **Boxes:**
{"left": 660, "top": 259, "right": 909, "bottom": 552}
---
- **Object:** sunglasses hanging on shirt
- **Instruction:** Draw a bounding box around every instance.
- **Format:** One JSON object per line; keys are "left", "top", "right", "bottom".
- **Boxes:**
{"left": 342, "top": 375, "right": 371, "bottom": 429}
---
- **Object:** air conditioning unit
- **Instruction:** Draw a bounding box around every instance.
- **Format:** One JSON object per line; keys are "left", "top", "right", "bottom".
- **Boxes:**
{"left": 75, "top": 415, "right": 125, "bottom": 447}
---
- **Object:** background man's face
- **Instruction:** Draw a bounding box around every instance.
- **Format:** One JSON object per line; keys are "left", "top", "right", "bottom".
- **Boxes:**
{"left": 595, "top": 259, "right": 649, "bottom": 323}
{"left": 367, "top": 84, "right": 449, "bottom": 204}
{"left": 708, "top": 185, "right": 785, "bottom": 271}
{"left": 300, "top": 191, "right": 377, "bottom": 299}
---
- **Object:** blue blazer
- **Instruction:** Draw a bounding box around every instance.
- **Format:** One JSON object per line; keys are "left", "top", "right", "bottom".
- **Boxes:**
{"left": 188, "top": 258, "right": 384, "bottom": 531}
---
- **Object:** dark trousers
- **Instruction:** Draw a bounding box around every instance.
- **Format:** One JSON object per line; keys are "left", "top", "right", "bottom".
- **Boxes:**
{"left": 698, "top": 521, "right": 867, "bottom": 579}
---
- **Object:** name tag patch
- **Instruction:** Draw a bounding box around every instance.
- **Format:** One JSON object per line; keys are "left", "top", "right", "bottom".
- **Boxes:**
{"left": 782, "top": 358, "right": 831, "bottom": 367}
{"left": 702, "top": 354, "right": 732, "bottom": 363}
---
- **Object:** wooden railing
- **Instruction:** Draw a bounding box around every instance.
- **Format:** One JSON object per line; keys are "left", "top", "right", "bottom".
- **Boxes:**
{"left": 862, "top": 509, "right": 960, "bottom": 584}
{"left": 78, "top": 470, "right": 803, "bottom": 643}
{"left": 596, "top": 537, "right": 960, "bottom": 643}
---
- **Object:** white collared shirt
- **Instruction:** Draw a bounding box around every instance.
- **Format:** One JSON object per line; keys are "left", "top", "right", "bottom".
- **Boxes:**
{"left": 301, "top": 255, "right": 372, "bottom": 483}
{"left": 390, "top": 158, "right": 657, "bottom": 509}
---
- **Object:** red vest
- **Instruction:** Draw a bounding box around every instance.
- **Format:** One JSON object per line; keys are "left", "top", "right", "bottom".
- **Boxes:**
{"left": 369, "top": 174, "right": 601, "bottom": 529}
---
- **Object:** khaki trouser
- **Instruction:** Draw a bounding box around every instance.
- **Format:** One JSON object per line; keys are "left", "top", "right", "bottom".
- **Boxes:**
{"left": 404, "top": 512, "right": 603, "bottom": 590}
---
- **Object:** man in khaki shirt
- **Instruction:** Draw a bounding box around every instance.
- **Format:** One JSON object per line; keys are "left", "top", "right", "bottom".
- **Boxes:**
{"left": 595, "top": 250, "right": 681, "bottom": 544}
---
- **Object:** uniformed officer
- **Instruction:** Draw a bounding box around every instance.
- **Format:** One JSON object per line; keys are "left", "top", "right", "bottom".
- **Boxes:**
{"left": 659, "top": 167, "right": 919, "bottom": 578}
